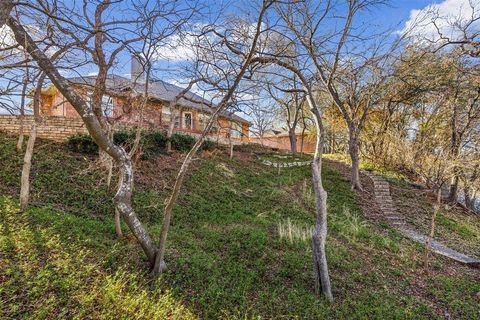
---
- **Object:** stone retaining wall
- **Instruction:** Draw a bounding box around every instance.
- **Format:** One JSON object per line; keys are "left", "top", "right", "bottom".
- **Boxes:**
{"left": 0, "top": 115, "right": 88, "bottom": 142}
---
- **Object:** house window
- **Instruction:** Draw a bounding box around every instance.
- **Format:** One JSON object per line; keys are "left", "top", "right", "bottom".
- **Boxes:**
{"left": 161, "top": 107, "right": 172, "bottom": 124}
{"left": 184, "top": 112, "right": 193, "bottom": 129}
{"left": 230, "top": 122, "right": 242, "bottom": 138}
{"left": 85, "top": 92, "right": 113, "bottom": 118}
{"left": 198, "top": 113, "right": 209, "bottom": 131}
{"left": 102, "top": 95, "right": 114, "bottom": 117}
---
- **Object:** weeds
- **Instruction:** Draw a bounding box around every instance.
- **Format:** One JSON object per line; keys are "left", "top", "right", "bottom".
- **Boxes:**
{"left": 277, "top": 218, "right": 313, "bottom": 244}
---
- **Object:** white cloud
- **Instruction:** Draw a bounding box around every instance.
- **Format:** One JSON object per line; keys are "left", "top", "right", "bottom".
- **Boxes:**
{"left": 153, "top": 33, "right": 198, "bottom": 62}
{"left": 0, "top": 25, "right": 15, "bottom": 49}
{"left": 401, "top": 0, "right": 480, "bottom": 43}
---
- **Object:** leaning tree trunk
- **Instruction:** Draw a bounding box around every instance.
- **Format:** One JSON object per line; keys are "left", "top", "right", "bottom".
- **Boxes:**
{"left": 8, "top": 16, "right": 157, "bottom": 265}
{"left": 19, "top": 122, "right": 37, "bottom": 211}
{"left": 348, "top": 127, "right": 362, "bottom": 191}
{"left": 19, "top": 73, "right": 45, "bottom": 211}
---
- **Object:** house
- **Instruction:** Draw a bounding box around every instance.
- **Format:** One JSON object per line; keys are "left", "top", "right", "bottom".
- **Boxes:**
{"left": 250, "top": 128, "right": 316, "bottom": 153}
{"left": 38, "top": 59, "right": 250, "bottom": 143}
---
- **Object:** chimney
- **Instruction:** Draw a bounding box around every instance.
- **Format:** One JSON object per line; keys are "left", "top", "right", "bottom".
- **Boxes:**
{"left": 131, "top": 53, "right": 145, "bottom": 83}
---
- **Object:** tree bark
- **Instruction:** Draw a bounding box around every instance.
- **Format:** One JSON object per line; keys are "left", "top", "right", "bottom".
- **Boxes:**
{"left": 8, "top": 16, "right": 157, "bottom": 265}
{"left": 19, "top": 122, "right": 37, "bottom": 211}
{"left": 308, "top": 97, "right": 333, "bottom": 302}
{"left": 166, "top": 103, "right": 180, "bottom": 153}
{"left": 114, "top": 207, "right": 122, "bottom": 237}
{"left": 19, "top": 72, "right": 45, "bottom": 211}
{"left": 16, "top": 78, "right": 28, "bottom": 152}
{"left": 0, "top": 0, "right": 13, "bottom": 27}
{"left": 448, "top": 175, "right": 459, "bottom": 203}
{"left": 289, "top": 127, "right": 297, "bottom": 154}
{"left": 348, "top": 128, "right": 362, "bottom": 190}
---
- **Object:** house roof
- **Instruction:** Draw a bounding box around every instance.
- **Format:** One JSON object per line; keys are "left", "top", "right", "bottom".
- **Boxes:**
{"left": 66, "top": 75, "right": 250, "bottom": 124}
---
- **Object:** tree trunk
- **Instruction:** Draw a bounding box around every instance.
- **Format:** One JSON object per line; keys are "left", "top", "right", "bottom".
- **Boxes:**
{"left": 19, "top": 122, "right": 37, "bottom": 211}
{"left": 114, "top": 208, "right": 122, "bottom": 237}
{"left": 348, "top": 129, "right": 362, "bottom": 190}
{"left": 289, "top": 128, "right": 297, "bottom": 154}
{"left": 166, "top": 103, "right": 180, "bottom": 153}
{"left": 8, "top": 17, "right": 157, "bottom": 265}
{"left": 0, "top": 0, "right": 13, "bottom": 27}
{"left": 16, "top": 115, "right": 25, "bottom": 152}
{"left": 448, "top": 173, "right": 459, "bottom": 203}
{"left": 311, "top": 158, "right": 333, "bottom": 301}
{"left": 16, "top": 77, "right": 28, "bottom": 152}
{"left": 307, "top": 96, "right": 333, "bottom": 302}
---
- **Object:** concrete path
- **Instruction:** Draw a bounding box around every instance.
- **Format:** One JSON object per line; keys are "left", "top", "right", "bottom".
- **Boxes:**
{"left": 364, "top": 172, "right": 480, "bottom": 268}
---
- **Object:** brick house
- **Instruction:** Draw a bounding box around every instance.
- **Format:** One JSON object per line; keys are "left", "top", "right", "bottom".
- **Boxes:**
{"left": 39, "top": 72, "right": 250, "bottom": 143}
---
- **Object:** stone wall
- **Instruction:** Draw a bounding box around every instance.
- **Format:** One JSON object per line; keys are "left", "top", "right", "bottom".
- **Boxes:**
{"left": 0, "top": 115, "right": 88, "bottom": 142}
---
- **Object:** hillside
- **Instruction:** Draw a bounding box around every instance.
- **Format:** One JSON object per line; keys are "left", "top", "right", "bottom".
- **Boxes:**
{"left": 0, "top": 133, "right": 479, "bottom": 319}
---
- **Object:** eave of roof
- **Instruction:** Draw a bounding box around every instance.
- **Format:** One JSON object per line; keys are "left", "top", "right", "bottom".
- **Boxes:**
{"left": 66, "top": 75, "right": 251, "bottom": 124}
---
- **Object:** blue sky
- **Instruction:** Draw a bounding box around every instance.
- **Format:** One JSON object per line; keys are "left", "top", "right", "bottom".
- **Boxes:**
{"left": 0, "top": 0, "right": 476, "bottom": 114}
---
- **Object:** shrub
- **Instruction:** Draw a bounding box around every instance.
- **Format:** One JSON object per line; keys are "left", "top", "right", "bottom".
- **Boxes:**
{"left": 67, "top": 134, "right": 98, "bottom": 154}
{"left": 141, "top": 131, "right": 168, "bottom": 159}
{"left": 67, "top": 130, "right": 169, "bottom": 158}
{"left": 201, "top": 139, "right": 217, "bottom": 151}
{"left": 170, "top": 133, "right": 196, "bottom": 152}
{"left": 234, "top": 143, "right": 272, "bottom": 154}
{"left": 113, "top": 130, "right": 136, "bottom": 146}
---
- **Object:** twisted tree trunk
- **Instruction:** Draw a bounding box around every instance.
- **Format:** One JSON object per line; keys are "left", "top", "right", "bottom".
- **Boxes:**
{"left": 8, "top": 16, "right": 157, "bottom": 264}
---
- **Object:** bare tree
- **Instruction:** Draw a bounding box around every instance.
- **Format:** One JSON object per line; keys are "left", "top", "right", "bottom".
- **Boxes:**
{"left": 153, "top": 0, "right": 275, "bottom": 274}
{"left": 275, "top": 0, "right": 400, "bottom": 190}
{"left": 3, "top": 0, "right": 194, "bottom": 268}
{"left": 265, "top": 76, "right": 305, "bottom": 154}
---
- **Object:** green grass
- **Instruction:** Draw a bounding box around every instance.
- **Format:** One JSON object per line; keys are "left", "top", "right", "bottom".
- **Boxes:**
{"left": 0, "top": 134, "right": 479, "bottom": 319}
{"left": 324, "top": 153, "right": 410, "bottom": 187}
{"left": 436, "top": 212, "right": 478, "bottom": 240}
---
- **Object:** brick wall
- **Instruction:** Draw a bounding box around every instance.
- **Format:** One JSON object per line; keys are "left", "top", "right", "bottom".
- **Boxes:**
{"left": 0, "top": 115, "right": 88, "bottom": 142}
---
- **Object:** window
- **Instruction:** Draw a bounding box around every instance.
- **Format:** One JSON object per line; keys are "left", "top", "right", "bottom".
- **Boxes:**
{"left": 184, "top": 112, "right": 193, "bottom": 129}
{"left": 230, "top": 122, "right": 242, "bottom": 138}
{"left": 198, "top": 113, "right": 210, "bottom": 131}
{"left": 102, "top": 95, "right": 114, "bottom": 117}
{"left": 85, "top": 92, "right": 113, "bottom": 118}
{"left": 161, "top": 107, "right": 172, "bottom": 124}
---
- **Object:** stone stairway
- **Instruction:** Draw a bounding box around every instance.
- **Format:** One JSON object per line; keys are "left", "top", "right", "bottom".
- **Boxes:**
{"left": 364, "top": 171, "right": 480, "bottom": 268}
{"left": 365, "top": 173, "right": 406, "bottom": 227}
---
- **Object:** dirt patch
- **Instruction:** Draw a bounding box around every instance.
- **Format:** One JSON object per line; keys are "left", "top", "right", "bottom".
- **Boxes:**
{"left": 136, "top": 152, "right": 184, "bottom": 191}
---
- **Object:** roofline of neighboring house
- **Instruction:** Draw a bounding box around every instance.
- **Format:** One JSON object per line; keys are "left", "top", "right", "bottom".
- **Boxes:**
{"left": 54, "top": 75, "right": 251, "bottom": 125}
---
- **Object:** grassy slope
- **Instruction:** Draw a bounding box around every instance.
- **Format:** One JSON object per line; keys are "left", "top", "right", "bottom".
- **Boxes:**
{"left": 0, "top": 134, "right": 479, "bottom": 319}
{"left": 325, "top": 153, "right": 480, "bottom": 258}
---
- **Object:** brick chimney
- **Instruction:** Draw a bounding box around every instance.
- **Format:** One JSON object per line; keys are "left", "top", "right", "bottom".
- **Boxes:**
{"left": 131, "top": 53, "right": 145, "bottom": 83}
